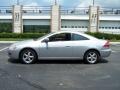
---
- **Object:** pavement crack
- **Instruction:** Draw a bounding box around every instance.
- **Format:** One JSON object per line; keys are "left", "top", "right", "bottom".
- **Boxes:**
{"left": 18, "top": 75, "right": 46, "bottom": 90}
{"left": 0, "top": 68, "right": 10, "bottom": 77}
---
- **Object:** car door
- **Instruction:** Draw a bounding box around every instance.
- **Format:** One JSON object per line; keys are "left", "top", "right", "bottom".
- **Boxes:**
{"left": 71, "top": 33, "right": 89, "bottom": 58}
{"left": 39, "top": 33, "right": 73, "bottom": 59}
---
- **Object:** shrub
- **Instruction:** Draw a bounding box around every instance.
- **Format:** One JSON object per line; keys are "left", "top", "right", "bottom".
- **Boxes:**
{"left": 0, "top": 32, "right": 120, "bottom": 40}
{"left": 0, "top": 33, "right": 47, "bottom": 39}
{"left": 86, "top": 32, "right": 120, "bottom": 40}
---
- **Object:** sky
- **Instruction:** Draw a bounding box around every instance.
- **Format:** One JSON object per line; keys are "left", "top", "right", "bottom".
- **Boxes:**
{"left": 0, "top": 0, "right": 120, "bottom": 8}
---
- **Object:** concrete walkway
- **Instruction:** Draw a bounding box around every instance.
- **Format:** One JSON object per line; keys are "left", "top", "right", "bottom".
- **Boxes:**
{"left": 110, "top": 42, "right": 120, "bottom": 45}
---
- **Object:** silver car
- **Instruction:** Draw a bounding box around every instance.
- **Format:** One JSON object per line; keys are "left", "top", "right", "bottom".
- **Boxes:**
{"left": 8, "top": 31, "right": 111, "bottom": 64}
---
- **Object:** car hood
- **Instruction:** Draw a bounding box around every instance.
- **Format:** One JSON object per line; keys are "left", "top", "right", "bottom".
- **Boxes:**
{"left": 12, "top": 39, "right": 35, "bottom": 46}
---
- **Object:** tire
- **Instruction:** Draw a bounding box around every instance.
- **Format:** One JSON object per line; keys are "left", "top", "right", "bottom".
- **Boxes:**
{"left": 20, "top": 49, "right": 37, "bottom": 64}
{"left": 84, "top": 50, "right": 100, "bottom": 64}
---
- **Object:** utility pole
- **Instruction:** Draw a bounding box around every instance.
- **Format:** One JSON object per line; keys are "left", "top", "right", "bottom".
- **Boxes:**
{"left": 55, "top": 0, "right": 57, "bottom": 5}
{"left": 93, "top": 0, "right": 95, "bottom": 6}
{"left": 17, "top": 0, "right": 19, "bottom": 5}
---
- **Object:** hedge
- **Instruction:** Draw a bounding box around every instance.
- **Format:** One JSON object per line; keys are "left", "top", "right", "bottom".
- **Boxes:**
{"left": 86, "top": 32, "right": 120, "bottom": 40}
{"left": 0, "top": 33, "right": 47, "bottom": 39}
{"left": 0, "top": 32, "right": 119, "bottom": 40}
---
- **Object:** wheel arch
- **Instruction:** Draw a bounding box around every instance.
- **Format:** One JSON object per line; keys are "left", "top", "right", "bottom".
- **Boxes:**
{"left": 84, "top": 49, "right": 101, "bottom": 59}
{"left": 19, "top": 47, "right": 38, "bottom": 59}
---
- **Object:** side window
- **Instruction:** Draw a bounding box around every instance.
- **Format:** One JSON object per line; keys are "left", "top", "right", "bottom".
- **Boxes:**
{"left": 72, "top": 34, "right": 89, "bottom": 41}
{"left": 49, "top": 33, "right": 71, "bottom": 42}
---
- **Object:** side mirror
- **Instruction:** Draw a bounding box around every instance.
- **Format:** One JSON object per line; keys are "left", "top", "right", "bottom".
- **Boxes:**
{"left": 43, "top": 38, "right": 49, "bottom": 43}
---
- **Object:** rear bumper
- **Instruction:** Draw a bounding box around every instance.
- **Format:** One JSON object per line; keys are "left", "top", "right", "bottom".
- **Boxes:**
{"left": 100, "top": 49, "right": 111, "bottom": 58}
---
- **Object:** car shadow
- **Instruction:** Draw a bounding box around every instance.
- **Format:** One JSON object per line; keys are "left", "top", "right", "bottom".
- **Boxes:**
{"left": 37, "top": 59, "right": 109, "bottom": 64}
{"left": 8, "top": 58, "right": 109, "bottom": 64}
{"left": 8, "top": 58, "right": 20, "bottom": 64}
{"left": 37, "top": 60, "right": 84, "bottom": 64}
{"left": 98, "top": 59, "right": 109, "bottom": 64}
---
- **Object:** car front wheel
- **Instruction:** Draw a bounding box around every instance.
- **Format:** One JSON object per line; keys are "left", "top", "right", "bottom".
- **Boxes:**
{"left": 84, "top": 50, "right": 100, "bottom": 64}
{"left": 20, "top": 49, "right": 37, "bottom": 64}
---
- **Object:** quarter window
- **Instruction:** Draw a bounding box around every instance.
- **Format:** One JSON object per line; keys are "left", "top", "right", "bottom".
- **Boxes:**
{"left": 72, "top": 34, "right": 89, "bottom": 40}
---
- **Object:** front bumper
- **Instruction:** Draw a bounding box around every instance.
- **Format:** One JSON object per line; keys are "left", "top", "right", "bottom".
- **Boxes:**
{"left": 8, "top": 49, "right": 19, "bottom": 59}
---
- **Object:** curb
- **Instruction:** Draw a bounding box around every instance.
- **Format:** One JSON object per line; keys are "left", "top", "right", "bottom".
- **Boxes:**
{"left": 0, "top": 41, "right": 18, "bottom": 43}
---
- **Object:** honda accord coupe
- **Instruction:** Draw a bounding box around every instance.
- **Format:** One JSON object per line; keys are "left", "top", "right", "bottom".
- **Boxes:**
{"left": 8, "top": 31, "right": 111, "bottom": 64}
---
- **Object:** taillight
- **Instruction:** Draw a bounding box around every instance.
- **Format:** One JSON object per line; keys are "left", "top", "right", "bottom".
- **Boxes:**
{"left": 103, "top": 41, "right": 110, "bottom": 48}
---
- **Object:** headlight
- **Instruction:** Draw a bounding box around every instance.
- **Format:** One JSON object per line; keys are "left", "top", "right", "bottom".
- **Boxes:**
{"left": 9, "top": 45, "right": 17, "bottom": 50}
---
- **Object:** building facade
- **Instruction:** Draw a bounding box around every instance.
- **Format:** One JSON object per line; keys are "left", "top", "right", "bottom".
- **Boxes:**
{"left": 0, "top": 5, "right": 120, "bottom": 34}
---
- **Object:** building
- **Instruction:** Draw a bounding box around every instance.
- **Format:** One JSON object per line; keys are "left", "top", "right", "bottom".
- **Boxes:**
{"left": 0, "top": 5, "right": 120, "bottom": 34}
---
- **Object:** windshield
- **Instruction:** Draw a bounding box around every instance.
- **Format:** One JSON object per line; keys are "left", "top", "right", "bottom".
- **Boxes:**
{"left": 37, "top": 32, "right": 54, "bottom": 40}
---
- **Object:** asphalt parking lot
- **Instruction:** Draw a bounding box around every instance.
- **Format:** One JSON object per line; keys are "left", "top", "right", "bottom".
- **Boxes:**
{"left": 0, "top": 43, "right": 120, "bottom": 90}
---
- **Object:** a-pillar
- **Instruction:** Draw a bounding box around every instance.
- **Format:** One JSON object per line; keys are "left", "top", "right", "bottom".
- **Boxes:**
{"left": 51, "top": 4, "right": 61, "bottom": 32}
{"left": 88, "top": 6, "right": 99, "bottom": 32}
{"left": 12, "top": 5, "right": 23, "bottom": 33}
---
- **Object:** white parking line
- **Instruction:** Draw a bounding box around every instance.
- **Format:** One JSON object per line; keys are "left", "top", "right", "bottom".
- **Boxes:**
{"left": 112, "top": 50, "right": 116, "bottom": 53}
{"left": 0, "top": 47, "right": 9, "bottom": 52}
{"left": 112, "top": 50, "right": 120, "bottom": 53}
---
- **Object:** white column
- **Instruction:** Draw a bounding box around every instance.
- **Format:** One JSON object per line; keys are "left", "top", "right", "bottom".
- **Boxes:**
{"left": 88, "top": 6, "right": 99, "bottom": 32}
{"left": 51, "top": 5, "right": 61, "bottom": 32}
{"left": 12, "top": 5, "right": 23, "bottom": 33}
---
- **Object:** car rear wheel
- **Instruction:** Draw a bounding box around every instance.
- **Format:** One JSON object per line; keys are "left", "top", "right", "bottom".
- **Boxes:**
{"left": 84, "top": 50, "right": 100, "bottom": 64}
{"left": 20, "top": 49, "right": 37, "bottom": 64}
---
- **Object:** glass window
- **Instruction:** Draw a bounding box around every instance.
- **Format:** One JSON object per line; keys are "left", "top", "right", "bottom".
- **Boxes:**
{"left": 49, "top": 33, "right": 71, "bottom": 42}
{"left": 71, "top": 26, "right": 74, "bottom": 28}
{"left": 71, "top": 34, "right": 89, "bottom": 41}
{"left": 64, "top": 26, "right": 67, "bottom": 28}
{"left": 68, "top": 26, "right": 71, "bottom": 28}
{"left": 105, "top": 27, "right": 107, "bottom": 29}
{"left": 82, "top": 26, "right": 84, "bottom": 28}
{"left": 61, "top": 26, "right": 64, "bottom": 28}
{"left": 112, "top": 27, "right": 114, "bottom": 29}
{"left": 23, "top": 25, "right": 50, "bottom": 33}
{"left": 102, "top": 27, "right": 104, "bottom": 29}
{"left": 75, "top": 26, "right": 77, "bottom": 28}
